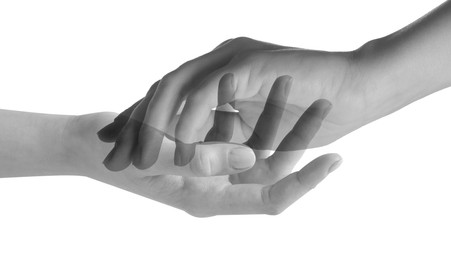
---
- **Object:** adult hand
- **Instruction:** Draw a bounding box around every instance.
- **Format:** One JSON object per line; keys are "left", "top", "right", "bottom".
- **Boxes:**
{"left": 102, "top": 0, "right": 451, "bottom": 171}
{"left": 76, "top": 77, "right": 342, "bottom": 217}
{"left": 98, "top": 37, "right": 365, "bottom": 171}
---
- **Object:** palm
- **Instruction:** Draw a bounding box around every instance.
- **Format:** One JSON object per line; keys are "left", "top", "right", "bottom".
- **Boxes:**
{"left": 127, "top": 95, "right": 335, "bottom": 217}
{"left": 92, "top": 76, "right": 341, "bottom": 216}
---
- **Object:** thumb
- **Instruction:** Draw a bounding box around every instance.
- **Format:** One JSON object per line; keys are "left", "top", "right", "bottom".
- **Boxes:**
{"left": 128, "top": 140, "right": 256, "bottom": 177}
{"left": 188, "top": 142, "right": 256, "bottom": 176}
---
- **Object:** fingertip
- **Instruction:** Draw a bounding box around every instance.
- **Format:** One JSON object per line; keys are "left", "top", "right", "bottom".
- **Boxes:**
{"left": 102, "top": 124, "right": 140, "bottom": 172}
{"left": 131, "top": 126, "right": 164, "bottom": 170}
{"left": 313, "top": 99, "right": 333, "bottom": 117}
{"left": 102, "top": 149, "right": 130, "bottom": 172}
{"left": 191, "top": 143, "right": 255, "bottom": 176}
{"left": 218, "top": 73, "right": 237, "bottom": 105}
{"left": 97, "top": 122, "right": 121, "bottom": 142}
{"left": 270, "top": 75, "right": 292, "bottom": 101}
{"left": 228, "top": 145, "right": 256, "bottom": 171}
{"left": 278, "top": 75, "right": 293, "bottom": 85}
{"left": 174, "top": 141, "right": 196, "bottom": 167}
{"left": 221, "top": 73, "right": 235, "bottom": 89}
{"left": 131, "top": 144, "right": 159, "bottom": 170}
{"left": 327, "top": 154, "right": 343, "bottom": 174}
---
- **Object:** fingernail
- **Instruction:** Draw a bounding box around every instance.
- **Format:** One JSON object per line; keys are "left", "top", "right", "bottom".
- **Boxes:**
{"left": 328, "top": 158, "right": 342, "bottom": 174}
{"left": 228, "top": 146, "right": 255, "bottom": 170}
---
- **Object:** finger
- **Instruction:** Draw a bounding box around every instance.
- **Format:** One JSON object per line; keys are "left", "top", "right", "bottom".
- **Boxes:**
{"left": 132, "top": 44, "right": 245, "bottom": 169}
{"left": 260, "top": 153, "right": 342, "bottom": 214}
{"left": 267, "top": 99, "right": 332, "bottom": 174}
{"left": 209, "top": 154, "right": 341, "bottom": 215}
{"left": 102, "top": 100, "right": 150, "bottom": 171}
{"left": 204, "top": 73, "right": 236, "bottom": 142}
{"left": 133, "top": 37, "right": 283, "bottom": 169}
{"left": 96, "top": 98, "right": 143, "bottom": 142}
{"left": 97, "top": 80, "right": 159, "bottom": 142}
{"left": 204, "top": 111, "right": 236, "bottom": 142}
{"left": 188, "top": 142, "right": 256, "bottom": 176}
{"left": 102, "top": 81, "right": 160, "bottom": 171}
{"left": 174, "top": 71, "right": 233, "bottom": 165}
{"left": 131, "top": 141, "right": 256, "bottom": 177}
{"left": 175, "top": 72, "right": 235, "bottom": 165}
{"left": 244, "top": 75, "right": 292, "bottom": 156}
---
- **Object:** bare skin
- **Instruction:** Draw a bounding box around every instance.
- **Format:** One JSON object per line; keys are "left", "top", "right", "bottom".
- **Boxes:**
{"left": 101, "top": 0, "right": 451, "bottom": 171}
{"left": 0, "top": 78, "right": 341, "bottom": 217}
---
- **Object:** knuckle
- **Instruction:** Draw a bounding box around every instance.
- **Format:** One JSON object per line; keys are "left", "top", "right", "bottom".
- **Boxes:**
{"left": 214, "top": 38, "right": 235, "bottom": 50}
{"left": 189, "top": 149, "right": 212, "bottom": 177}
{"left": 234, "top": 36, "right": 252, "bottom": 44}
{"left": 160, "top": 71, "right": 178, "bottom": 88}
{"left": 296, "top": 171, "right": 320, "bottom": 191}
{"left": 261, "top": 186, "right": 286, "bottom": 215}
{"left": 231, "top": 50, "right": 260, "bottom": 65}
{"left": 177, "top": 60, "right": 192, "bottom": 71}
{"left": 223, "top": 38, "right": 235, "bottom": 44}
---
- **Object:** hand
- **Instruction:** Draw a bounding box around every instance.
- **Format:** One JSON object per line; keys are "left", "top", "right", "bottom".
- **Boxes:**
{"left": 67, "top": 114, "right": 258, "bottom": 178}
{"left": 98, "top": 37, "right": 366, "bottom": 170}
{"left": 71, "top": 77, "right": 342, "bottom": 217}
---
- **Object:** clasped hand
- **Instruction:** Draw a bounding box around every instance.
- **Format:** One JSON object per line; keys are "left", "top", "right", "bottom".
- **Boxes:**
{"left": 94, "top": 74, "right": 341, "bottom": 217}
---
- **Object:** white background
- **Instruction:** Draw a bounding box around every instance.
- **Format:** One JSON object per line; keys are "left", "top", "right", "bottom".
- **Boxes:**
{"left": 1, "top": 0, "right": 450, "bottom": 259}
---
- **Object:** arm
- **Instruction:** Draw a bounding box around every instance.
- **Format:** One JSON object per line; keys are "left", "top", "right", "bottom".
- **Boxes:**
{"left": 101, "top": 0, "right": 451, "bottom": 169}
{"left": 0, "top": 109, "right": 74, "bottom": 178}
{"left": 355, "top": 0, "right": 451, "bottom": 122}
{"left": 0, "top": 110, "right": 255, "bottom": 179}
{"left": 0, "top": 84, "right": 342, "bottom": 216}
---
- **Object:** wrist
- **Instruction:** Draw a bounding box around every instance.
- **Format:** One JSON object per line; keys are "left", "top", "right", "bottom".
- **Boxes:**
{"left": 60, "top": 115, "right": 90, "bottom": 177}
{"left": 353, "top": 34, "right": 450, "bottom": 122}
{"left": 62, "top": 113, "right": 117, "bottom": 179}
{"left": 351, "top": 38, "right": 420, "bottom": 122}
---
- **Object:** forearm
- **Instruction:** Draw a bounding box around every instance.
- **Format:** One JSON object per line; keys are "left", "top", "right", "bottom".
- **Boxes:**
{"left": 355, "top": 0, "right": 451, "bottom": 121}
{"left": 0, "top": 109, "right": 76, "bottom": 178}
